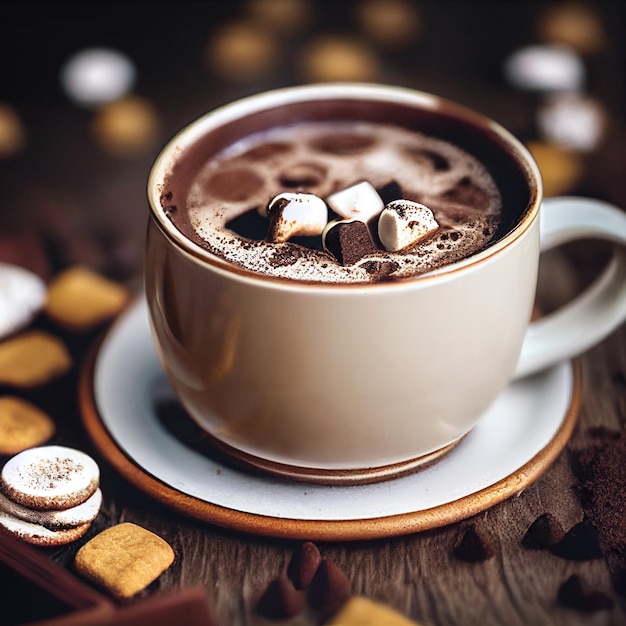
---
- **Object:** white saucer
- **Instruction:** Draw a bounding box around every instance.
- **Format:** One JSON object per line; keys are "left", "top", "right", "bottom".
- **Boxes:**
{"left": 80, "top": 297, "right": 580, "bottom": 541}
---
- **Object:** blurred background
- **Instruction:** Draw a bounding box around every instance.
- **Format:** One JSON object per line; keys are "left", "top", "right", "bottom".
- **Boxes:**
{"left": 1, "top": 0, "right": 624, "bottom": 301}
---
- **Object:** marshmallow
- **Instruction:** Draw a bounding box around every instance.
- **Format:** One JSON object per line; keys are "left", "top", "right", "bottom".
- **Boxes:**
{"left": 0, "top": 263, "right": 47, "bottom": 340}
{"left": 378, "top": 200, "right": 439, "bottom": 252}
{"left": 322, "top": 219, "right": 378, "bottom": 266}
{"left": 266, "top": 192, "right": 328, "bottom": 242}
{"left": 327, "top": 181, "right": 384, "bottom": 222}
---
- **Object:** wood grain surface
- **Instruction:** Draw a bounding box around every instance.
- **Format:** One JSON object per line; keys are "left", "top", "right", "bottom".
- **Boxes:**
{"left": 1, "top": 2, "right": 625, "bottom": 625}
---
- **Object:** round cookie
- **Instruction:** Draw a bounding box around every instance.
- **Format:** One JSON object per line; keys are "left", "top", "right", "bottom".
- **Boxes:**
{"left": 0, "top": 445, "right": 99, "bottom": 510}
{"left": 0, "top": 396, "right": 56, "bottom": 455}
{"left": 0, "top": 487, "right": 102, "bottom": 530}
{"left": 0, "top": 509, "right": 91, "bottom": 547}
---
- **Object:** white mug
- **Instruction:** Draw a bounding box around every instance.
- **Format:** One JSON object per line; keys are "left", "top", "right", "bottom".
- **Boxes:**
{"left": 145, "top": 84, "right": 626, "bottom": 484}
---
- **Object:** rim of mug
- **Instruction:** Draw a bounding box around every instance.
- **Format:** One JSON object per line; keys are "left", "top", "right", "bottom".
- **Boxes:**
{"left": 147, "top": 82, "right": 543, "bottom": 292}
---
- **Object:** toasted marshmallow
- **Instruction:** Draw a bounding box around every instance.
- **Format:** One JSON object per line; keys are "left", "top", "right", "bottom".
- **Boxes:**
{"left": 327, "top": 181, "right": 384, "bottom": 222}
{"left": 378, "top": 200, "right": 438, "bottom": 252}
{"left": 266, "top": 192, "right": 328, "bottom": 242}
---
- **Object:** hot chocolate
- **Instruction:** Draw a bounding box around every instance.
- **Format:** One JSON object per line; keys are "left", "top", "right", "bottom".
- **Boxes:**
{"left": 161, "top": 113, "right": 506, "bottom": 284}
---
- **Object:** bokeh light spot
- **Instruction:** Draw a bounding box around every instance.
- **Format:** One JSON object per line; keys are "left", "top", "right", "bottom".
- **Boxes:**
{"left": 0, "top": 103, "right": 26, "bottom": 158}
{"left": 504, "top": 45, "right": 585, "bottom": 92}
{"left": 91, "top": 96, "right": 160, "bottom": 157}
{"left": 61, "top": 48, "right": 136, "bottom": 107}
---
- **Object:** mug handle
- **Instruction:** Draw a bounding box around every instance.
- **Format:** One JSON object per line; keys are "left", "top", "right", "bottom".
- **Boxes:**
{"left": 514, "top": 196, "right": 626, "bottom": 379}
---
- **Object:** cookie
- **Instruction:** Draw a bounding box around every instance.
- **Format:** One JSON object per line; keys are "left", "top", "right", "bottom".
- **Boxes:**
{"left": 0, "top": 445, "right": 99, "bottom": 510}
{"left": 0, "top": 330, "right": 72, "bottom": 388}
{"left": 0, "top": 509, "right": 91, "bottom": 547}
{"left": 0, "top": 487, "right": 101, "bottom": 529}
{"left": 44, "top": 265, "right": 129, "bottom": 332}
{"left": 0, "top": 396, "right": 56, "bottom": 455}
{"left": 74, "top": 522, "right": 175, "bottom": 598}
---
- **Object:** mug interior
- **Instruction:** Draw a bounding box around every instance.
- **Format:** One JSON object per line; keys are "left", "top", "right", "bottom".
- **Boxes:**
{"left": 149, "top": 84, "right": 542, "bottom": 283}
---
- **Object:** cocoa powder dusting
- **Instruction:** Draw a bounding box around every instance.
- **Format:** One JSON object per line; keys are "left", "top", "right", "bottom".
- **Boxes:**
{"left": 19, "top": 457, "right": 84, "bottom": 491}
{"left": 572, "top": 427, "right": 626, "bottom": 596}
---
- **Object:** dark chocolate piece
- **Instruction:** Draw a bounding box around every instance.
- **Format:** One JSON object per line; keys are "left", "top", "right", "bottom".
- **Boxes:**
{"left": 323, "top": 220, "right": 378, "bottom": 266}
{"left": 255, "top": 574, "right": 304, "bottom": 620}
{"left": 308, "top": 558, "right": 351, "bottom": 620}
{"left": 522, "top": 513, "right": 565, "bottom": 550}
{"left": 557, "top": 574, "right": 613, "bottom": 612}
{"left": 550, "top": 520, "right": 603, "bottom": 561}
{"left": 452, "top": 524, "right": 495, "bottom": 562}
{"left": 287, "top": 541, "right": 322, "bottom": 590}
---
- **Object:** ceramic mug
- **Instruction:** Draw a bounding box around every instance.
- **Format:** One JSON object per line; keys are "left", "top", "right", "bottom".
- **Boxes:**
{"left": 145, "top": 84, "right": 626, "bottom": 484}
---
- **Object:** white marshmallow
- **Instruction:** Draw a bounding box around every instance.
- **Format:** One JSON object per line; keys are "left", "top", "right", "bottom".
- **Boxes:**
{"left": 266, "top": 192, "right": 328, "bottom": 242}
{"left": 378, "top": 200, "right": 439, "bottom": 252}
{"left": 326, "top": 181, "right": 384, "bottom": 222}
{"left": 0, "top": 263, "right": 47, "bottom": 340}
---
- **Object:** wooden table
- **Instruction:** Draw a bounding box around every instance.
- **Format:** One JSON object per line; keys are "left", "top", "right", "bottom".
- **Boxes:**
{"left": 1, "top": 2, "right": 625, "bottom": 624}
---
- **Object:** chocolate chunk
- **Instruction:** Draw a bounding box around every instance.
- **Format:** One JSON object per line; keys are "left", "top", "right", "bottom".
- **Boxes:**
{"left": 522, "top": 513, "right": 565, "bottom": 550}
{"left": 308, "top": 558, "right": 351, "bottom": 620}
{"left": 452, "top": 524, "right": 495, "bottom": 562}
{"left": 323, "top": 220, "right": 378, "bottom": 266}
{"left": 557, "top": 574, "right": 614, "bottom": 612}
{"left": 287, "top": 541, "right": 322, "bottom": 590}
{"left": 550, "top": 520, "right": 603, "bottom": 561}
{"left": 255, "top": 574, "right": 304, "bottom": 620}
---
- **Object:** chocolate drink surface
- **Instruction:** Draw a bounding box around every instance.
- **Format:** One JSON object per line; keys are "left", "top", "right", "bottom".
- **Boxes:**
{"left": 162, "top": 114, "right": 508, "bottom": 284}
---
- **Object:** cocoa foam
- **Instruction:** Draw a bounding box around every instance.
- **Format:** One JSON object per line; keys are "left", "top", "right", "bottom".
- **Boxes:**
{"left": 168, "top": 121, "right": 502, "bottom": 283}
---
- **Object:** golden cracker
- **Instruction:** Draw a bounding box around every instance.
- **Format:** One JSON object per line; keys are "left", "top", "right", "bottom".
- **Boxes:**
{"left": 0, "top": 396, "right": 55, "bottom": 454}
{"left": 75, "top": 522, "right": 175, "bottom": 598}
{"left": 0, "top": 330, "right": 72, "bottom": 387}
{"left": 44, "top": 266, "right": 129, "bottom": 331}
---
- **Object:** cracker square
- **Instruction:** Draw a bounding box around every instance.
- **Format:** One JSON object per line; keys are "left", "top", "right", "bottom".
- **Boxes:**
{"left": 0, "top": 396, "right": 55, "bottom": 454}
{"left": 0, "top": 330, "right": 72, "bottom": 387}
{"left": 44, "top": 266, "right": 129, "bottom": 331}
{"left": 74, "top": 522, "right": 175, "bottom": 598}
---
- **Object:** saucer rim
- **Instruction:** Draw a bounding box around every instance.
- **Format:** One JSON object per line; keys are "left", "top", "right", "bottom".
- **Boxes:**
{"left": 78, "top": 299, "right": 581, "bottom": 542}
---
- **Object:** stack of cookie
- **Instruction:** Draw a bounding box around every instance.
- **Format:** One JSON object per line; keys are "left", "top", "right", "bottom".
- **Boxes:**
{"left": 0, "top": 445, "right": 102, "bottom": 546}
